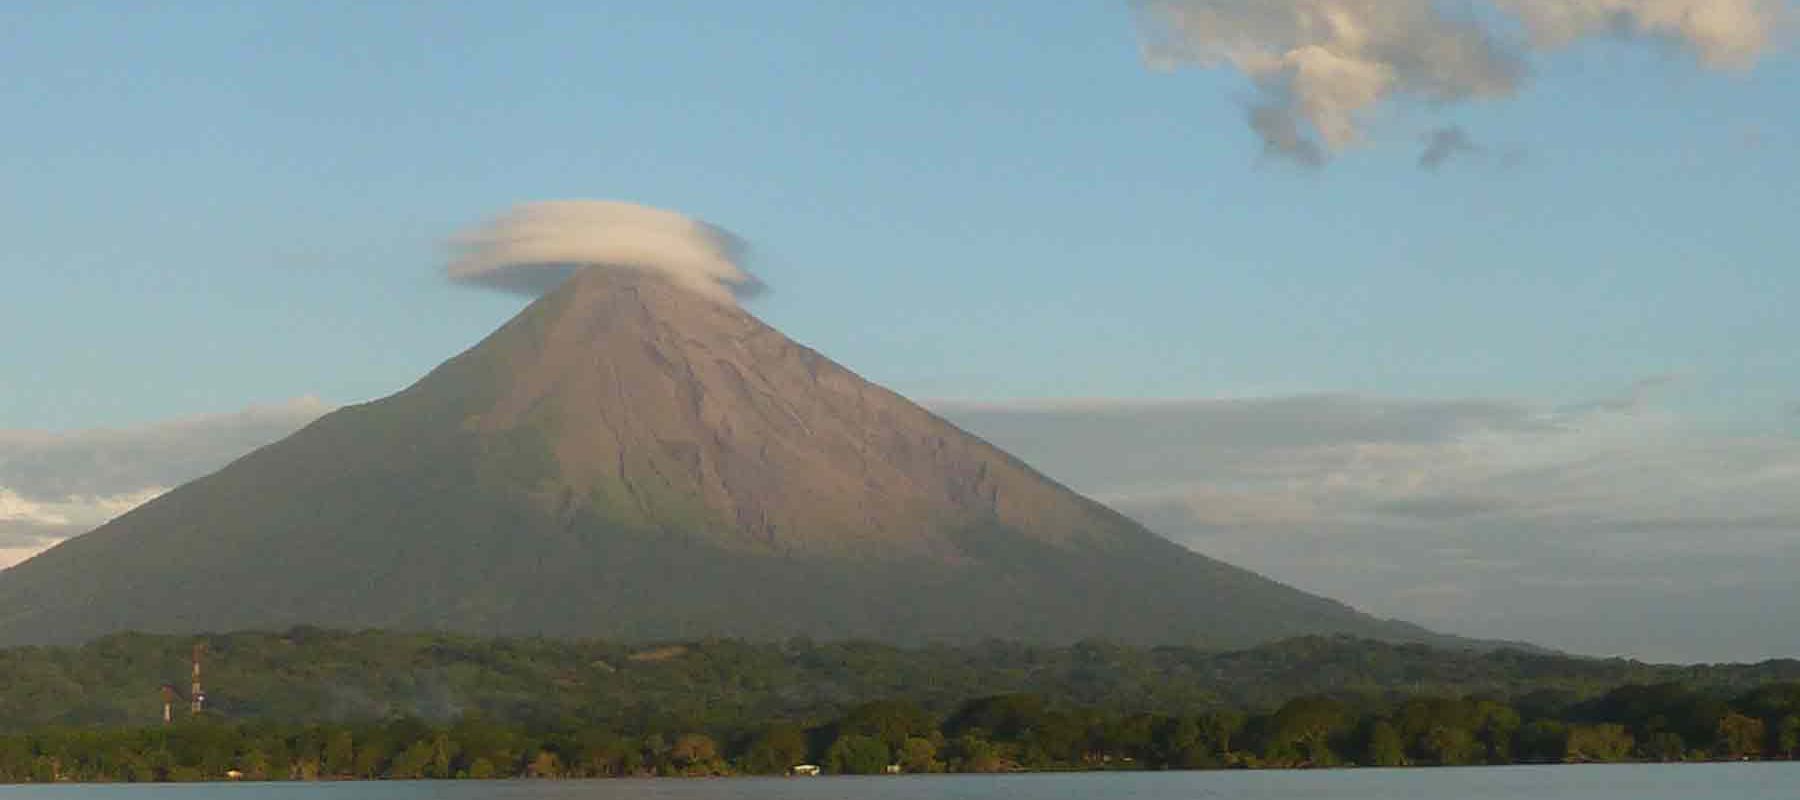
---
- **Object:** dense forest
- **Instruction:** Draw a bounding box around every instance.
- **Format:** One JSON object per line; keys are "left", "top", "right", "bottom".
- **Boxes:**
{"left": 6, "top": 682, "right": 1800, "bottom": 782}
{"left": 3, "top": 629, "right": 1800, "bottom": 781}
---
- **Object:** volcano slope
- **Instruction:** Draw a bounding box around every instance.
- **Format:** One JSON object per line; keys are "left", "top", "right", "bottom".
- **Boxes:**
{"left": 0, "top": 269, "right": 1447, "bottom": 648}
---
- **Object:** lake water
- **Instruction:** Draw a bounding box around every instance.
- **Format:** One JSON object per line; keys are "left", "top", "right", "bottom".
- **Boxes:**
{"left": 1, "top": 764, "right": 1795, "bottom": 799}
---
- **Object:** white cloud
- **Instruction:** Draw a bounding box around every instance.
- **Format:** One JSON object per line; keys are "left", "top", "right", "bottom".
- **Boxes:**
{"left": 0, "top": 547, "right": 50, "bottom": 570}
{"left": 0, "top": 397, "right": 329, "bottom": 569}
{"left": 940, "top": 389, "right": 1800, "bottom": 661}
{"left": 1132, "top": 0, "right": 1787, "bottom": 164}
{"left": 0, "top": 396, "right": 330, "bottom": 499}
{"left": 446, "top": 200, "right": 763, "bottom": 304}
{"left": 0, "top": 487, "right": 168, "bottom": 568}
{"left": 1496, "top": 0, "right": 1786, "bottom": 69}
{"left": 0, "top": 486, "right": 166, "bottom": 531}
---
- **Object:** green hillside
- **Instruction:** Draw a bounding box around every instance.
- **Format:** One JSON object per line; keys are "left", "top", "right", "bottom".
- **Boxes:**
{"left": 5, "top": 629, "right": 1798, "bottom": 732}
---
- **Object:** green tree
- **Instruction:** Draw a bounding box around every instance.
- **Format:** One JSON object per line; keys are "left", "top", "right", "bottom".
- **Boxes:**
{"left": 322, "top": 730, "right": 354, "bottom": 777}
{"left": 1259, "top": 696, "right": 1351, "bottom": 767}
{"left": 574, "top": 730, "right": 636, "bottom": 777}
{"left": 1022, "top": 709, "right": 1090, "bottom": 766}
{"left": 826, "top": 734, "right": 890, "bottom": 775}
{"left": 1157, "top": 715, "right": 1221, "bottom": 769}
{"left": 949, "top": 733, "right": 1004, "bottom": 773}
{"left": 1566, "top": 724, "right": 1634, "bottom": 763}
{"left": 352, "top": 734, "right": 392, "bottom": 779}
{"left": 428, "top": 732, "right": 457, "bottom": 779}
{"left": 669, "top": 733, "right": 721, "bottom": 775}
{"left": 1419, "top": 724, "right": 1479, "bottom": 766}
{"left": 1361, "top": 720, "right": 1406, "bottom": 767}
{"left": 1199, "top": 710, "right": 1247, "bottom": 759}
{"left": 740, "top": 723, "right": 809, "bottom": 775}
{"left": 1100, "top": 713, "right": 1158, "bottom": 763}
{"left": 1641, "top": 731, "right": 1686, "bottom": 762}
{"left": 526, "top": 750, "right": 562, "bottom": 778}
{"left": 1473, "top": 701, "right": 1520, "bottom": 764}
{"left": 946, "top": 695, "right": 1049, "bottom": 743}
{"left": 1517, "top": 720, "right": 1568, "bottom": 763}
{"left": 899, "top": 736, "right": 943, "bottom": 773}
{"left": 389, "top": 740, "right": 434, "bottom": 779}
{"left": 1776, "top": 715, "right": 1800, "bottom": 759}
{"left": 1716, "top": 712, "right": 1764, "bottom": 759}
{"left": 1591, "top": 683, "right": 1725, "bottom": 750}
{"left": 838, "top": 700, "right": 935, "bottom": 753}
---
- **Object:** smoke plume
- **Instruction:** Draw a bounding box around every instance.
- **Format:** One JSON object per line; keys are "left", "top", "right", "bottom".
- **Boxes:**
{"left": 446, "top": 200, "right": 764, "bottom": 304}
{"left": 1132, "top": 0, "right": 1787, "bottom": 165}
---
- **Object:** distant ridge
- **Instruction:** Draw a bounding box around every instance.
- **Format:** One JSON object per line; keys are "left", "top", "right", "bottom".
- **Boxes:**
{"left": 0, "top": 268, "right": 1460, "bottom": 648}
{"left": 7, "top": 631, "right": 1779, "bottom": 731}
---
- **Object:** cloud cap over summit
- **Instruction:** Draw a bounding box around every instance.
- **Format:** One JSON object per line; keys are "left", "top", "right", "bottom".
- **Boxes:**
{"left": 446, "top": 200, "right": 764, "bottom": 304}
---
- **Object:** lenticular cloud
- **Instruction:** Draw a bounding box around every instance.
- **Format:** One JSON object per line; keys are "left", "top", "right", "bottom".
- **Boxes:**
{"left": 447, "top": 200, "right": 763, "bottom": 305}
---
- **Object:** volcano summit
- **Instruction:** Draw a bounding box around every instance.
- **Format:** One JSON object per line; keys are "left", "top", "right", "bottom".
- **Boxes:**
{"left": 0, "top": 267, "right": 1444, "bottom": 647}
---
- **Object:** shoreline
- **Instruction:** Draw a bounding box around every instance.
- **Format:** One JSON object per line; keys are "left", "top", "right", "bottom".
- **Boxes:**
{"left": 4, "top": 758, "right": 1793, "bottom": 786}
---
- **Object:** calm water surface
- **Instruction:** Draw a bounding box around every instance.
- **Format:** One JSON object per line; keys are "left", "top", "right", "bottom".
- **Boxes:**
{"left": 1, "top": 765, "right": 1795, "bottom": 799}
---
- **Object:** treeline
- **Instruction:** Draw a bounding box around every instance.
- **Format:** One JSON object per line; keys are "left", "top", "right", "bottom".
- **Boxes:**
{"left": 7, "top": 629, "right": 1800, "bottom": 732}
{"left": 5, "top": 682, "right": 1800, "bottom": 782}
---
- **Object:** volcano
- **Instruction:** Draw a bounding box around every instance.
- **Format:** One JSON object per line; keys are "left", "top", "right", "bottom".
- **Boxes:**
{"left": 0, "top": 269, "right": 1444, "bottom": 647}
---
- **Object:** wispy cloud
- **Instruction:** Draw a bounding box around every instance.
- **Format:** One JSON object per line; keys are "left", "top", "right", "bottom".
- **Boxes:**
{"left": 1495, "top": 0, "right": 1786, "bottom": 69}
{"left": 0, "top": 397, "right": 329, "bottom": 568}
{"left": 1132, "top": 0, "right": 1787, "bottom": 165}
{"left": 1419, "top": 125, "right": 1481, "bottom": 170}
{"left": 0, "top": 487, "right": 167, "bottom": 560}
{"left": 940, "top": 385, "right": 1800, "bottom": 661}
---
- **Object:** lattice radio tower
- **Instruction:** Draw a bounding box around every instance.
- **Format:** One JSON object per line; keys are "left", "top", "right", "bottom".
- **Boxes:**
{"left": 190, "top": 642, "right": 206, "bottom": 716}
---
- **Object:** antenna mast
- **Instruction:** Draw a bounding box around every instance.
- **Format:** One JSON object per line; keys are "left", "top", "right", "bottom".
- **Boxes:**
{"left": 190, "top": 643, "right": 206, "bottom": 716}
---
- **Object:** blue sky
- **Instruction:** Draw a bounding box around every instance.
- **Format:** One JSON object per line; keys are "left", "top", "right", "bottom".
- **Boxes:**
{"left": 4, "top": 1, "right": 1795, "bottom": 430}
{"left": 4, "top": 2, "right": 1799, "bottom": 659}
